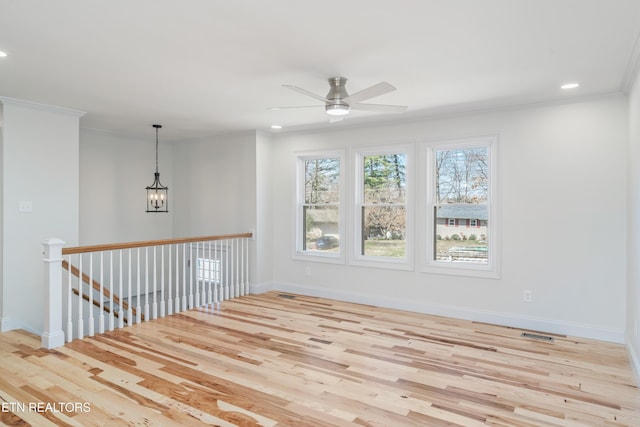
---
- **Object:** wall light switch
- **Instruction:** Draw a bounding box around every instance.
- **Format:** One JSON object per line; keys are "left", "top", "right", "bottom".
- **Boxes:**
{"left": 18, "top": 201, "right": 33, "bottom": 212}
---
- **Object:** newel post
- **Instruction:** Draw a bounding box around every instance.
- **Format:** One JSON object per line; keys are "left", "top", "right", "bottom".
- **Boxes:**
{"left": 41, "top": 238, "right": 66, "bottom": 349}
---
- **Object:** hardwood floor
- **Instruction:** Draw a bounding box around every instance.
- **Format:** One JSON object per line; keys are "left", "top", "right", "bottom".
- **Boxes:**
{"left": 0, "top": 291, "right": 639, "bottom": 426}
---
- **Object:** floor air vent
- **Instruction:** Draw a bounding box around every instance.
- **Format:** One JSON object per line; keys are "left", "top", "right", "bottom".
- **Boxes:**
{"left": 521, "top": 332, "right": 554, "bottom": 342}
{"left": 278, "top": 294, "right": 296, "bottom": 299}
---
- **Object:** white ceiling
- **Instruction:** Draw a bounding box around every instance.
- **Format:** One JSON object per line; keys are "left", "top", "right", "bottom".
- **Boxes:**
{"left": 1, "top": 0, "right": 639, "bottom": 142}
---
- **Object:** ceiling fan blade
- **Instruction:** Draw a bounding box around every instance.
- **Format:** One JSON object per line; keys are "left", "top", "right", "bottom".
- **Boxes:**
{"left": 351, "top": 103, "right": 408, "bottom": 113}
{"left": 283, "top": 85, "right": 329, "bottom": 103}
{"left": 269, "top": 105, "right": 323, "bottom": 110}
{"left": 343, "top": 82, "right": 396, "bottom": 104}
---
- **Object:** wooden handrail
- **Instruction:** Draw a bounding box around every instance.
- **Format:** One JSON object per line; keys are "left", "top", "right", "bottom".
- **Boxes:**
{"left": 72, "top": 288, "right": 122, "bottom": 319}
{"left": 62, "top": 260, "right": 141, "bottom": 320}
{"left": 62, "top": 232, "right": 252, "bottom": 255}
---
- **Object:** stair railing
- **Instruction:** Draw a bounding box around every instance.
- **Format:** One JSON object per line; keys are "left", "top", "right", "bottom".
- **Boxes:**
{"left": 42, "top": 233, "right": 252, "bottom": 349}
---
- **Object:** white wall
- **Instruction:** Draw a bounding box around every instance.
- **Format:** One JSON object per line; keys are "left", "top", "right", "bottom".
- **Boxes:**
{"left": 270, "top": 96, "right": 628, "bottom": 342}
{"left": 79, "top": 128, "right": 173, "bottom": 245}
{"left": 1, "top": 98, "right": 82, "bottom": 333}
{"left": 171, "top": 131, "right": 257, "bottom": 237}
{"left": 627, "top": 71, "right": 640, "bottom": 373}
{"left": 255, "top": 131, "right": 274, "bottom": 287}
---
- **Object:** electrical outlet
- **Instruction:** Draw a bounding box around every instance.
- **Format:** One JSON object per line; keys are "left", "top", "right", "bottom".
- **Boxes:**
{"left": 523, "top": 290, "right": 533, "bottom": 303}
{"left": 18, "top": 201, "right": 33, "bottom": 212}
{"left": 304, "top": 266, "right": 312, "bottom": 276}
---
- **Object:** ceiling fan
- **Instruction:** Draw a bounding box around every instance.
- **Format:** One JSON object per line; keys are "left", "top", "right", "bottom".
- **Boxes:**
{"left": 275, "top": 77, "right": 407, "bottom": 121}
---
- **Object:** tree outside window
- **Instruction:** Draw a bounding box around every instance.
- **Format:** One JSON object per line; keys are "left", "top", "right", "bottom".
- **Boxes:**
{"left": 300, "top": 157, "right": 341, "bottom": 254}
{"left": 361, "top": 153, "right": 407, "bottom": 258}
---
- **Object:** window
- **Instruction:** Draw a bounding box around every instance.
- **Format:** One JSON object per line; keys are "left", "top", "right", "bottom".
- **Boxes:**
{"left": 295, "top": 152, "right": 344, "bottom": 260}
{"left": 354, "top": 146, "right": 413, "bottom": 268}
{"left": 197, "top": 258, "right": 221, "bottom": 283}
{"left": 426, "top": 136, "right": 498, "bottom": 276}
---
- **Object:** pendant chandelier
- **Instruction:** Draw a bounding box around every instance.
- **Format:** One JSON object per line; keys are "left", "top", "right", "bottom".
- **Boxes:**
{"left": 145, "top": 124, "right": 168, "bottom": 212}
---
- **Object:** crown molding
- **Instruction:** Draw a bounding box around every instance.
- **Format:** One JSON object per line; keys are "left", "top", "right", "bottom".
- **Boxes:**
{"left": 0, "top": 96, "right": 86, "bottom": 117}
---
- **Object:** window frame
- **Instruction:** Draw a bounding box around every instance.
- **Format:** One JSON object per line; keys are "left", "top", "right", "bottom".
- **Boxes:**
{"left": 423, "top": 136, "right": 499, "bottom": 278}
{"left": 351, "top": 144, "right": 414, "bottom": 270}
{"left": 294, "top": 150, "right": 346, "bottom": 264}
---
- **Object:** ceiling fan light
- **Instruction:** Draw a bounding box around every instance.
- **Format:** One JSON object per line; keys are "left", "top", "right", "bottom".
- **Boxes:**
{"left": 325, "top": 104, "right": 350, "bottom": 116}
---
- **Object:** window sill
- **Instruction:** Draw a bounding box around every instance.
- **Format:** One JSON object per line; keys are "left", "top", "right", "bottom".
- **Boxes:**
{"left": 421, "top": 262, "right": 500, "bottom": 279}
{"left": 350, "top": 257, "right": 414, "bottom": 271}
{"left": 293, "top": 251, "right": 345, "bottom": 265}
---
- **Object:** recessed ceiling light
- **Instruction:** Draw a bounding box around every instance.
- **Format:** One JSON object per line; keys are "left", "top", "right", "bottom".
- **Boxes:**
{"left": 561, "top": 83, "right": 579, "bottom": 89}
{"left": 0, "top": 51, "right": 7, "bottom": 58}
{"left": 271, "top": 125, "right": 282, "bottom": 129}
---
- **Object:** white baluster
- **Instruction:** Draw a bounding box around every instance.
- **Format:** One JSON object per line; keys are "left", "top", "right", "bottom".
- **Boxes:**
{"left": 245, "top": 237, "right": 250, "bottom": 295}
{"left": 213, "top": 240, "right": 218, "bottom": 305}
{"left": 189, "top": 244, "right": 194, "bottom": 309}
{"left": 175, "top": 244, "right": 181, "bottom": 313}
{"left": 194, "top": 242, "right": 200, "bottom": 307}
{"left": 160, "top": 245, "right": 165, "bottom": 317}
{"left": 127, "top": 249, "right": 133, "bottom": 326}
{"left": 207, "top": 241, "right": 213, "bottom": 306}
{"left": 182, "top": 244, "right": 187, "bottom": 311}
{"left": 99, "top": 252, "right": 105, "bottom": 334}
{"left": 223, "top": 240, "right": 229, "bottom": 301}
{"left": 239, "top": 238, "right": 244, "bottom": 296}
{"left": 167, "top": 245, "right": 173, "bottom": 315}
{"left": 88, "top": 253, "right": 94, "bottom": 337}
{"left": 66, "top": 255, "right": 73, "bottom": 342}
{"left": 154, "top": 246, "right": 159, "bottom": 319}
{"left": 118, "top": 250, "right": 124, "bottom": 328}
{"left": 233, "top": 238, "right": 238, "bottom": 298}
{"left": 136, "top": 248, "right": 141, "bottom": 324}
{"left": 109, "top": 251, "right": 114, "bottom": 331}
{"left": 237, "top": 238, "right": 242, "bottom": 297}
{"left": 77, "top": 255, "right": 84, "bottom": 340}
{"left": 144, "top": 247, "right": 149, "bottom": 321}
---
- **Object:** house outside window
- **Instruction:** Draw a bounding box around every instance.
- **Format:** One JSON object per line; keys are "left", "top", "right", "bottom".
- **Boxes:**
{"left": 426, "top": 136, "right": 498, "bottom": 277}
{"left": 295, "top": 152, "right": 344, "bottom": 262}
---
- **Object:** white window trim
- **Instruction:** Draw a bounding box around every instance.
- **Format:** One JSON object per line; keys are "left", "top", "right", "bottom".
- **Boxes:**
{"left": 422, "top": 135, "right": 500, "bottom": 278}
{"left": 293, "top": 150, "right": 346, "bottom": 264}
{"left": 350, "top": 143, "right": 414, "bottom": 271}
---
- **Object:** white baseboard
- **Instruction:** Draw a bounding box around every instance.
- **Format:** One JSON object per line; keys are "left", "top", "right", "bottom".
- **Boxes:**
{"left": 1, "top": 317, "right": 40, "bottom": 336}
{"left": 41, "top": 330, "right": 65, "bottom": 349}
{"left": 0, "top": 317, "right": 19, "bottom": 332}
{"left": 256, "top": 281, "right": 625, "bottom": 344}
{"left": 626, "top": 333, "right": 640, "bottom": 387}
{"left": 249, "top": 281, "right": 275, "bottom": 294}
